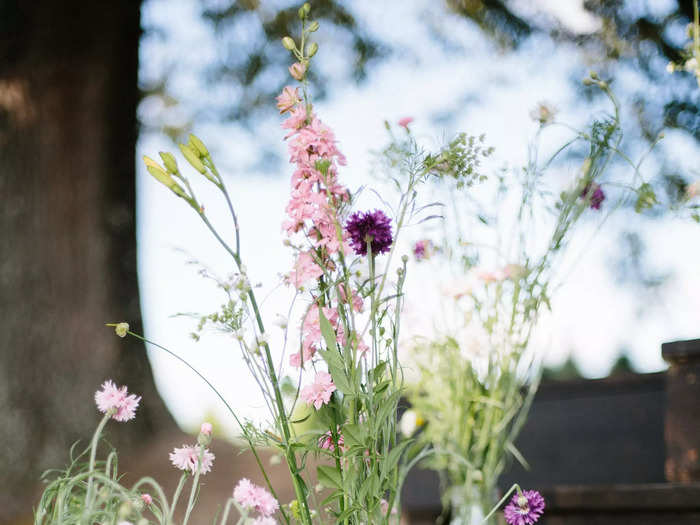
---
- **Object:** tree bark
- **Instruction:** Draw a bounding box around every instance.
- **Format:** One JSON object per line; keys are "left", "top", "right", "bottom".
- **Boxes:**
{"left": 0, "top": 1, "right": 174, "bottom": 521}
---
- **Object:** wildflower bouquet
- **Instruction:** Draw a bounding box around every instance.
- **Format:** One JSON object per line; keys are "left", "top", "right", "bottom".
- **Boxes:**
{"left": 396, "top": 78, "right": 662, "bottom": 524}
{"left": 33, "top": 4, "right": 490, "bottom": 524}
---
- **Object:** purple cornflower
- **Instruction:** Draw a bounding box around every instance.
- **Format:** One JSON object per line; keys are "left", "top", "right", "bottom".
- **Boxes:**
{"left": 581, "top": 182, "right": 605, "bottom": 210}
{"left": 345, "top": 210, "right": 393, "bottom": 256}
{"left": 504, "top": 490, "right": 545, "bottom": 525}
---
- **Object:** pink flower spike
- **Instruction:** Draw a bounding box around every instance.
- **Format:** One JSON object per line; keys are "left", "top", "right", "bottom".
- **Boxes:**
{"left": 398, "top": 116, "right": 414, "bottom": 128}
{"left": 169, "top": 444, "right": 215, "bottom": 475}
{"left": 200, "top": 422, "right": 213, "bottom": 436}
{"left": 94, "top": 380, "right": 141, "bottom": 422}
{"left": 141, "top": 493, "right": 153, "bottom": 506}
{"left": 301, "top": 371, "right": 337, "bottom": 409}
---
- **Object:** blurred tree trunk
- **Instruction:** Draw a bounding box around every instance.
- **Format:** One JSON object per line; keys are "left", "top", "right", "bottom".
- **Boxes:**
{"left": 0, "top": 1, "right": 175, "bottom": 522}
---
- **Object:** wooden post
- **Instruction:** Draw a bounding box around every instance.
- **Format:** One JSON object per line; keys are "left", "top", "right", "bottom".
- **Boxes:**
{"left": 663, "top": 338, "right": 700, "bottom": 482}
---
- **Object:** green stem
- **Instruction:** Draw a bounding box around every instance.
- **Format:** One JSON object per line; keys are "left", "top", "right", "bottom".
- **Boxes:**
{"left": 169, "top": 473, "right": 188, "bottom": 523}
{"left": 182, "top": 448, "right": 204, "bottom": 525}
{"left": 84, "top": 412, "right": 112, "bottom": 516}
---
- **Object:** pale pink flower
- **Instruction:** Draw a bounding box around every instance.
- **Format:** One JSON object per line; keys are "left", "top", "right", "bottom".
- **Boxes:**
{"left": 381, "top": 498, "right": 398, "bottom": 516}
{"left": 687, "top": 182, "right": 699, "bottom": 200}
{"left": 288, "top": 251, "right": 323, "bottom": 289}
{"left": 141, "top": 493, "right": 153, "bottom": 506}
{"left": 200, "top": 422, "right": 213, "bottom": 435}
{"left": 169, "top": 444, "right": 215, "bottom": 475}
{"left": 338, "top": 285, "right": 364, "bottom": 313}
{"left": 281, "top": 105, "right": 309, "bottom": 134}
{"left": 301, "top": 371, "right": 336, "bottom": 409}
{"left": 289, "top": 62, "right": 306, "bottom": 80}
{"left": 276, "top": 86, "right": 300, "bottom": 114}
{"left": 94, "top": 380, "right": 141, "bottom": 422}
{"left": 318, "top": 427, "right": 344, "bottom": 452}
{"left": 477, "top": 269, "right": 505, "bottom": 284}
{"left": 233, "top": 478, "right": 279, "bottom": 517}
{"left": 398, "top": 116, "right": 414, "bottom": 128}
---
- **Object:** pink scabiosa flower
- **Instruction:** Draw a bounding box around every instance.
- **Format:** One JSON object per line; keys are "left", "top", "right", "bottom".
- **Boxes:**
{"left": 94, "top": 380, "right": 141, "bottom": 422}
{"left": 169, "top": 444, "right": 215, "bottom": 475}
{"left": 301, "top": 371, "right": 336, "bottom": 409}
{"left": 504, "top": 490, "right": 545, "bottom": 525}
{"left": 581, "top": 182, "right": 605, "bottom": 210}
{"left": 276, "top": 86, "right": 300, "bottom": 114}
{"left": 346, "top": 210, "right": 393, "bottom": 256}
{"left": 398, "top": 116, "right": 414, "bottom": 128}
{"left": 233, "top": 478, "right": 279, "bottom": 517}
{"left": 141, "top": 493, "right": 153, "bottom": 506}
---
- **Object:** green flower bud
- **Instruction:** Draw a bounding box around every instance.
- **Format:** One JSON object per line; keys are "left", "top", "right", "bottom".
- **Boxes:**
{"left": 188, "top": 133, "right": 209, "bottom": 157}
{"left": 143, "top": 156, "right": 187, "bottom": 198}
{"left": 159, "top": 151, "right": 178, "bottom": 174}
{"left": 307, "top": 42, "right": 318, "bottom": 58}
{"left": 282, "top": 36, "right": 296, "bottom": 51}
{"left": 308, "top": 20, "right": 319, "bottom": 32}
{"left": 303, "top": 2, "right": 311, "bottom": 14}
{"left": 298, "top": 6, "right": 306, "bottom": 19}
{"left": 178, "top": 143, "right": 206, "bottom": 174}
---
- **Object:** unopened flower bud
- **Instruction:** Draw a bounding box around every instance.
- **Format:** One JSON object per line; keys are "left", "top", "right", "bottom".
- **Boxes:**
{"left": 582, "top": 77, "right": 593, "bottom": 86}
{"left": 159, "top": 152, "right": 179, "bottom": 174}
{"left": 178, "top": 143, "right": 206, "bottom": 174}
{"left": 115, "top": 322, "right": 129, "bottom": 338}
{"left": 308, "top": 21, "right": 319, "bottom": 32}
{"left": 306, "top": 42, "right": 318, "bottom": 58}
{"left": 188, "top": 134, "right": 209, "bottom": 157}
{"left": 289, "top": 62, "right": 306, "bottom": 81}
{"left": 589, "top": 70, "right": 599, "bottom": 80}
{"left": 141, "top": 493, "right": 153, "bottom": 506}
{"left": 118, "top": 501, "right": 132, "bottom": 518}
{"left": 282, "top": 36, "right": 296, "bottom": 51}
{"left": 198, "top": 422, "right": 213, "bottom": 446}
{"left": 401, "top": 254, "right": 409, "bottom": 264}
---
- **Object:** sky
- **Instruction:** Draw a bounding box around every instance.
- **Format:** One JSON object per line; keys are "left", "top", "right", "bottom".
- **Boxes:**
{"left": 136, "top": 0, "right": 700, "bottom": 434}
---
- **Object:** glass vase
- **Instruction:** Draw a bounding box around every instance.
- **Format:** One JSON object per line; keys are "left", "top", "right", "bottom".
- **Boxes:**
{"left": 449, "top": 482, "right": 498, "bottom": 525}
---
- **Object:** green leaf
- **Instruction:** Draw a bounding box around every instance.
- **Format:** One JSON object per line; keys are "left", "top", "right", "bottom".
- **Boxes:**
{"left": 373, "top": 379, "right": 391, "bottom": 394}
{"left": 318, "top": 349, "right": 353, "bottom": 395}
{"left": 317, "top": 465, "right": 343, "bottom": 490}
{"left": 320, "top": 490, "right": 344, "bottom": 507}
{"left": 342, "top": 424, "right": 366, "bottom": 448}
{"left": 383, "top": 440, "right": 413, "bottom": 477}
{"left": 318, "top": 308, "right": 338, "bottom": 351}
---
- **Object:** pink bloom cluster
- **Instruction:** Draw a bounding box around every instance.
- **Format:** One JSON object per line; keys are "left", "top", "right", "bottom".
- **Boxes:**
{"left": 233, "top": 478, "right": 279, "bottom": 519}
{"left": 169, "top": 444, "right": 215, "bottom": 475}
{"left": 290, "top": 293, "right": 366, "bottom": 368}
{"left": 278, "top": 85, "right": 350, "bottom": 288}
{"left": 301, "top": 371, "right": 336, "bottom": 409}
{"left": 278, "top": 83, "right": 368, "bottom": 369}
{"left": 94, "top": 380, "right": 141, "bottom": 422}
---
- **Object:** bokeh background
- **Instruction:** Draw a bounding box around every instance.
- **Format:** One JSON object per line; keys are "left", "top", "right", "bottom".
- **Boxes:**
{"left": 1, "top": 1, "right": 698, "bottom": 523}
